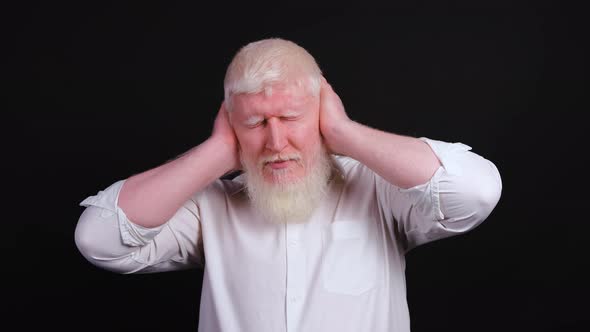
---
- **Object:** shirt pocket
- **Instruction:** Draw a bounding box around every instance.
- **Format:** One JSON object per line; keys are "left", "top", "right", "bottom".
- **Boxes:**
{"left": 321, "top": 220, "right": 378, "bottom": 296}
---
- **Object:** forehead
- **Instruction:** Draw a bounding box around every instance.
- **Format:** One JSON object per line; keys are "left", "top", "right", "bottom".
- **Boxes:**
{"left": 232, "top": 85, "right": 316, "bottom": 117}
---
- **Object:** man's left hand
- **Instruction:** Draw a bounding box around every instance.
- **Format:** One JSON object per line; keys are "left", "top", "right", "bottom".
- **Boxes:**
{"left": 319, "top": 77, "right": 353, "bottom": 155}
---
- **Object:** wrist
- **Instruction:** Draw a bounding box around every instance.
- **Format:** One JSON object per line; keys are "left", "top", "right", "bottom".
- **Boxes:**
{"left": 324, "top": 119, "right": 356, "bottom": 156}
{"left": 204, "top": 136, "right": 240, "bottom": 172}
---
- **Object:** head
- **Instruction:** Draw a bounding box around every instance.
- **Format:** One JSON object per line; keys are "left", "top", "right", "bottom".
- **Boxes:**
{"left": 223, "top": 38, "right": 334, "bottom": 224}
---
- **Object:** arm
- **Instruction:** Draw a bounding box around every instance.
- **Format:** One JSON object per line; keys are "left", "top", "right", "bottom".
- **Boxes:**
{"left": 76, "top": 188, "right": 205, "bottom": 273}
{"left": 320, "top": 78, "right": 502, "bottom": 250}
{"left": 118, "top": 103, "right": 240, "bottom": 228}
{"left": 75, "top": 103, "right": 240, "bottom": 272}
{"left": 319, "top": 78, "right": 440, "bottom": 189}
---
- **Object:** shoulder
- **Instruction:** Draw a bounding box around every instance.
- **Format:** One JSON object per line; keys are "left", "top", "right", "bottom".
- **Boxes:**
{"left": 332, "top": 155, "right": 377, "bottom": 189}
{"left": 189, "top": 174, "right": 246, "bottom": 203}
{"left": 333, "top": 155, "right": 372, "bottom": 178}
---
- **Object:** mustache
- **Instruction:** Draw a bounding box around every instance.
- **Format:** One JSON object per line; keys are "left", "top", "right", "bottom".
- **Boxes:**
{"left": 259, "top": 153, "right": 303, "bottom": 166}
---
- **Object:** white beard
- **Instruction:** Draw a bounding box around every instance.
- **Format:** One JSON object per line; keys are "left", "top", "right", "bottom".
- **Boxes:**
{"left": 241, "top": 145, "right": 333, "bottom": 224}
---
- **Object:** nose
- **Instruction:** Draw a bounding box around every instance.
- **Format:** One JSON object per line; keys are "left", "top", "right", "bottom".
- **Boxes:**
{"left": 265, "top": 118, "right": 288, "bottom": 152}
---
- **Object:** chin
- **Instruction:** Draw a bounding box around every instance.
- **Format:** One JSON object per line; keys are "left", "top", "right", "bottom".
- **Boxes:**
{"left": 243, "top": 148, "right": 334, "bottom": 224}
{"left": 263, "top": 170, "right": 305, "bottom": 185}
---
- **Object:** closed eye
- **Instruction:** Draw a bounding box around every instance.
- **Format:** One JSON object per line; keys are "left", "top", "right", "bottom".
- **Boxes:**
{"left": 249, "top": 119, "right": 268, "bottom": 129}
{"left": 282, "top": 115, "right": 300, "bottom": 121}
{"left": 244, "top": 116, "right": 265, "bottom": 128}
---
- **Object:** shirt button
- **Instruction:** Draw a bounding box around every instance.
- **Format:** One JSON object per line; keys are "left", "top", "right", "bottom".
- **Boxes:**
{"left": 288, "top": 239, "right": 298, "bottom": 246}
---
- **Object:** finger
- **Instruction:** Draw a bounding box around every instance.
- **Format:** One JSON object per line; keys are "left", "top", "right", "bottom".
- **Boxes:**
{"left": 322, "top": 78, "right": 337, "bottom": 97}
{"left": 320, "top": 77, "right": 331, "bottom": 100}
{"left": 320, "top": 76, "right": 330, "bottom": 89}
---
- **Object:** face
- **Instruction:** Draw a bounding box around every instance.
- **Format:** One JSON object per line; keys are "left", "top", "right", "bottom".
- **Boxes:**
{"left": 230, "top": 84, "right": 323, "bottom": 184}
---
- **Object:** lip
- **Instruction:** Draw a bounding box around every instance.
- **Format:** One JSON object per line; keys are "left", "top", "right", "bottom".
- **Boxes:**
{"left": 267, "top": 160, "right": 293, "bottom": 169}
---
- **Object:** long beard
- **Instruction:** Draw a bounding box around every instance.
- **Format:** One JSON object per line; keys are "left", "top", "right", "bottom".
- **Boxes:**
{"left": 241, "top": 145, "right": 333, "bottom": 224}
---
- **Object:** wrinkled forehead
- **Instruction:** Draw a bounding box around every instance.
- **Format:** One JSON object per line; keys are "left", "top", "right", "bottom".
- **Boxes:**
{"left": 232, "top": 84, "right": 317, "bottom": 115}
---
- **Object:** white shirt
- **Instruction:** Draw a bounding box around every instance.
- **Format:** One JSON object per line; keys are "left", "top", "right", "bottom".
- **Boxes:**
{"left": 75, "top": 137, "right": 502, "bottom": 332}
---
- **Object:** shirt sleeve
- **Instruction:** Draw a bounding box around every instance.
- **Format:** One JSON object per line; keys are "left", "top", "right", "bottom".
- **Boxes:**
{"left": 75, "top": 180, "right": 203, "bottom": 274}
{"left": 376, "top": 137, "right": 503, "bottom": 253}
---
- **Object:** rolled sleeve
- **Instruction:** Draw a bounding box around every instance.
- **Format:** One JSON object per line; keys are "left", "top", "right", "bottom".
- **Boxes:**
{"left": 79, "top": 180, "right": 165, "bottom": 247}
{"left": 379, "top": 137, "right": 502, "bottom": 251}
{"left": 76, "top": 180, "right": 203, "bottom": 273}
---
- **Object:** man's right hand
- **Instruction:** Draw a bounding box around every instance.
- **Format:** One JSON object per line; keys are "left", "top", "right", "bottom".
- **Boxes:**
{"left": 211, "top": 102, "right": 241, "bottom": 172}
{"left": 117, "top": 102, "right": 243, "bottom": 228}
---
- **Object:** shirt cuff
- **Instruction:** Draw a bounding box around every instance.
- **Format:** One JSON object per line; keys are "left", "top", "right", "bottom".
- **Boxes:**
{"left": 398, "top": 137, "right": 473, "bottom": 221}
{"left": 79, "top": 180, "right": 165, "bottom": 247}
{"left": 418, "top": 137, "right": 472, "bottom": 176}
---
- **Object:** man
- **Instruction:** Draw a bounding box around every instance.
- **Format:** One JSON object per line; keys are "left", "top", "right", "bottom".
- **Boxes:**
{"left": 75, "top": 38, "right": 502, "bottom": 331}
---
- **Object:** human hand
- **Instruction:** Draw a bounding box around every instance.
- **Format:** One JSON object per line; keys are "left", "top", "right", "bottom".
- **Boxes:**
{"left": 319, "top": 77, "right": 353, "bottom": 155}
{"left": 211, "top": 102, "right": 241, "bottom": 171}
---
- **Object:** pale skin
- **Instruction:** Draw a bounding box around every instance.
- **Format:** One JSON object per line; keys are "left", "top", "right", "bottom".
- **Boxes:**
{"left": 230, "top": 82, "right": 323, "bottom": 184}
{"left": 318, "top": 77, "right": 442, "bottom": 189}
{"left": 118, "top": 77, "right": 441, "bottom": 228}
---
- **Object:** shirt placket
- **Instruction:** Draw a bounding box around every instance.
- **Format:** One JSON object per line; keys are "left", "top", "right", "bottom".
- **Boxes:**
{"left": 285, "top": 223, "right": 306, "bottom": 332}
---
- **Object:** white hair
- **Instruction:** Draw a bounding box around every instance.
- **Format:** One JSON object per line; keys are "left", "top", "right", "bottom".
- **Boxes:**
{"left": 224, "top": 38, "right": 322, "bottom": 111}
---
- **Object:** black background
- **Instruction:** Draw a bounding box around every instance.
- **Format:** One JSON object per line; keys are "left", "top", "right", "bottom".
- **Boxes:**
{"left": 5, "top": 2, "right": 588, "bottom": 331}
